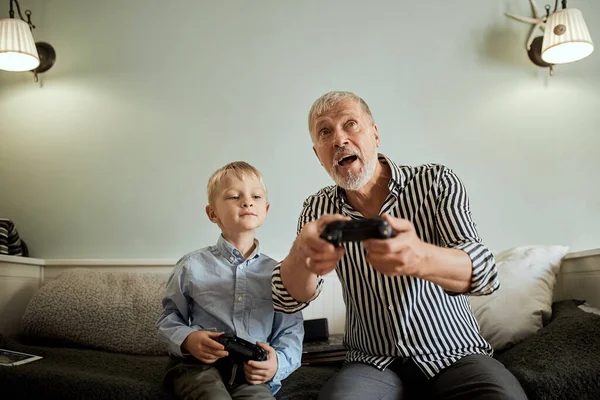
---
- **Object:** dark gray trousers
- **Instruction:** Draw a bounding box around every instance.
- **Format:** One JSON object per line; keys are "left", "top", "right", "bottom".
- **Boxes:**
{"left": 318, "top": 354, "right": 528, "bottom": 400}
{"left": 165, "top": 357, "right": 274, "bottom": 400}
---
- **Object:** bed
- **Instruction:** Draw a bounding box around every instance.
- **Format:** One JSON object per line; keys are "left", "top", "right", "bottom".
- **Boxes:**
{"left": 0, "top": 245, "right": 599, "bottom": 399}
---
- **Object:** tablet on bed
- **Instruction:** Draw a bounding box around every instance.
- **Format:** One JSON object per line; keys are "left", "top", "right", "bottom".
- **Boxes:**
{"left": 0, "top": 348, "right": 43, "bottom": 367}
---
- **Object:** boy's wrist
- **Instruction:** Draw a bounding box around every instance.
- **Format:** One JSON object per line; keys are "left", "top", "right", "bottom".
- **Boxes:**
{"left": 178, "top": 329, "right": 197, "bottom": 357}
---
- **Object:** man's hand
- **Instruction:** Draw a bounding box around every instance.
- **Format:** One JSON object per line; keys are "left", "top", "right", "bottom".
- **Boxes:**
{"left": 181, "top": 331, "right": 228, "bottom": 364}
{"left": 363, "top": 213, "right": 473, "bottom": 292}
{"left": 280, "top": 214, "right": 349, "bottom": 303}
{"left": 362, "top": 213, "right": 429, "bottom": 277}
{"left": 243, "top": 342, "right": 278, "bottom": 385}
{"left": 295, "top": 213, "right": 349, "bottom": 276}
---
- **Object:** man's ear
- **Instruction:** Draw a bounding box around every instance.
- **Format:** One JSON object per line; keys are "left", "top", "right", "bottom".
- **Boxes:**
{"left": 313, "top": 146, "right": 324, "bottom": 166}
{"left": 205, "top": 205, "right": 219, "bottom": 224}
{"left": 373, "top": 124, "right": 380, "bottom": 147}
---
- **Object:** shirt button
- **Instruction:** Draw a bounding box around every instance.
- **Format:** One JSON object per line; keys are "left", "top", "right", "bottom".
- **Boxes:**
{"left": 239, "top": 265, "right": 244, "bottom": 270}
{"left": 388, "top": 305, "right": 394, "bottom": 311}
{"left": 229, "top": 257, "right": 234, "bottom": 263}
{"left": 238, "top": 296, "right": 243, "bottom": 302}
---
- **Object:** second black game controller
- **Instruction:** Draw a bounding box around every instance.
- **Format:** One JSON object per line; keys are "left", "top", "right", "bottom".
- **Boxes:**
{"left": 215, "top": 333, "right": 268, "bottom": 362}
{"left": 320, "top": 217, "right": 395, "bottom": 247}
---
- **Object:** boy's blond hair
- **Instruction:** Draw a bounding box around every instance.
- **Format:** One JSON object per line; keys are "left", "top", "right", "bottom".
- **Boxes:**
{"left": 207, "top": 161, "right": 267, "bottom": 206}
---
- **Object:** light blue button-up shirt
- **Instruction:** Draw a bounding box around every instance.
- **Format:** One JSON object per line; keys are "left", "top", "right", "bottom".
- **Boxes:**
{"left": 157, "top": 235, "right": 304, "bottom": 394}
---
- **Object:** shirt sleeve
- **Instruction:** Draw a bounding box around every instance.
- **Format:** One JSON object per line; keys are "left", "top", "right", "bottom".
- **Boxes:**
{"left": 435, "top": 166, "right": 499, "bottom": 296}
{"left": 271, "top": 197, "right": 325, "bottom": 313}
{"left": 5, "top": 220, "right": 23, "bottom": 256}
{"left": 156, "top": 258, "right": 196, "bottom": 356}
{"left": 267, "top": 310, "right": 305, "bottom": 394}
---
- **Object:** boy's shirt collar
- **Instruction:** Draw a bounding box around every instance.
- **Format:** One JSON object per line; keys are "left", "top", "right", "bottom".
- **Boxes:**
{"left": 216, "top": 234, "right": 261, "bottom": 264}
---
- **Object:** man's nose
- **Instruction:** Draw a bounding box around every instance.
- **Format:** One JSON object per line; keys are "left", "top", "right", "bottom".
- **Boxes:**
{"left": 332, "top": 128, "right": 349, "bottom": 147}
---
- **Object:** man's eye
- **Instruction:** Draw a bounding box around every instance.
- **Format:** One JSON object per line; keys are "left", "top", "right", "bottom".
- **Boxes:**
{"left": 319, "top": 129, "right": 330, "bottom": 136}
{"left": 346, "top": 121, "right": 357, "bottom": 128}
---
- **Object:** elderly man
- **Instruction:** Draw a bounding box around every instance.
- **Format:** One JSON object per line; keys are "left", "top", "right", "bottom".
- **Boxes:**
{"left": 272, "top": 91, "right": 526, "bottom": 399}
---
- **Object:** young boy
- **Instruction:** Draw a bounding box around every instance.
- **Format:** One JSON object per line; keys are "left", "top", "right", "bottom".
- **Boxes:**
{"left": 156, "top": 161, "right": 304, "bottom": 400}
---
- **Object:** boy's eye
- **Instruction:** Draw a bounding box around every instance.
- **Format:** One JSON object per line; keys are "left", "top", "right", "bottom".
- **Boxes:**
{"left": 229, "top": 196, "right": 239, "bottom": 200}
{"left": 252, "top": 195, "right": 262, "bottom": 200}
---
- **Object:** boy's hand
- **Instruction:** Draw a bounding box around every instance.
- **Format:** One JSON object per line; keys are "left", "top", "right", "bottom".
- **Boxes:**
{"left": 182, "top": 331, "right": 229, "bottom": 364}
{"left": 243, "top": 342, "right": 278, "bottom": 385}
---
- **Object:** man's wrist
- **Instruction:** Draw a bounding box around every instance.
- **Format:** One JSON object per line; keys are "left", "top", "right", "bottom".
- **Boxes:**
{"left": 280, "top": 257, "right": 318, "bottom": 303}
{"left": 416, "top": 242, "right": 436, "bottom": 279}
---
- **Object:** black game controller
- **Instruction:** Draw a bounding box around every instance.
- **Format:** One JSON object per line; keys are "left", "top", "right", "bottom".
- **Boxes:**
{"left": 320, "top": 217, "right": 395, "bottom": 247}
{"left": 215, "top": 333, "right": 267, "bottom": 362}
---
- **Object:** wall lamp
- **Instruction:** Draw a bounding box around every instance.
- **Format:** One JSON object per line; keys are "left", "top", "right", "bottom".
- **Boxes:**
{"left": 506, "top": 0, "right": 594, "bottom": 76}
{"left": 0, "top": 0, "right": 55, "bottom": 82}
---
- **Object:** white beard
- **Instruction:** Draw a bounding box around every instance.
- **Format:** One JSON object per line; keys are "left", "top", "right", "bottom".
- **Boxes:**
{"left": 332, "top": 150, "right": 378, "bottom": 191}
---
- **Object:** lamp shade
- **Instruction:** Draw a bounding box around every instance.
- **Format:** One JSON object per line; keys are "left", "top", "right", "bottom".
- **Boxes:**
{"left": 541, "top": 8, "right": 594, "bottom": 64}
{"left": 0, "top": 18, "right": 40, "bottom": 71}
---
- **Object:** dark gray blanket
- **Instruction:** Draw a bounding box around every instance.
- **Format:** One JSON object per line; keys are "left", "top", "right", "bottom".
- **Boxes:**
{"left": 1, "top": 300, "right": 598, "bottom": 400}
{"left": 0, "top": 335, "right": 174, "bottom": 400}
{"left": 495, "top": 299, "right": 600, "bottom": 400}
{"left": 0, "top": 334, "right": 339, "bottom": 400}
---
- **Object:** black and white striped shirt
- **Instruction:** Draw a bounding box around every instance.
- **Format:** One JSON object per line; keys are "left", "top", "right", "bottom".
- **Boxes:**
{"left": 272, "top": 154, "right": 499, "bottom": 378}
{"left": 0, "top": 219, "right": 25, "bottom": 256}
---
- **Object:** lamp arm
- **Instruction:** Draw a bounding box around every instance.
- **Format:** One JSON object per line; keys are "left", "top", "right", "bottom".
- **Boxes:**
{"left": 553, "top": 1, "right": 568, "bottom": 13}
{"left": 9, "top": 0, "right": 35, "bottom": 29}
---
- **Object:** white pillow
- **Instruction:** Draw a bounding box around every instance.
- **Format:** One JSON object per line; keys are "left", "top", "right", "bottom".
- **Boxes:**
{"left": 468, "top": 245, "right": 569, "bottom": 351}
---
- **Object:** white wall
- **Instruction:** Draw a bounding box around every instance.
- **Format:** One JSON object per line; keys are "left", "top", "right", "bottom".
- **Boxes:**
{"left": 1, "top": 0, "right": 599, "bottom": 259}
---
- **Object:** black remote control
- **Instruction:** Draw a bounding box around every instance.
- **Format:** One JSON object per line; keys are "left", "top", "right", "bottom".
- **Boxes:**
{"left": 215, "top": 333, "right": 267, "bottom": 362}
{"left": 320, "top": 217, "right": 394, "bottom": 247}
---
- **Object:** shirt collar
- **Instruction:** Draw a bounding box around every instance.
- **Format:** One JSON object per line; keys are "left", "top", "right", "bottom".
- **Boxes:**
{"left": 331, "top": 153, "right": 406, "bottom": 206}
{"left": 216, "top": 234, "right": 261, "bottom": 264}
{"left": 381, "top": 154, "right": 405, "bottom": 197}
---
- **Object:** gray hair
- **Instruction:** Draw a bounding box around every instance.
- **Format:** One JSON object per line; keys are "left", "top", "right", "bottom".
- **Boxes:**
{"left": 308, "top": 91, "right": 374, "bottom": 134}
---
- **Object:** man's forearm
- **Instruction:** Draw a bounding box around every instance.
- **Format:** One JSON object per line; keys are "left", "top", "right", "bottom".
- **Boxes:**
{"left": 280, "top": 245, "right": 319, "bottom": 303}
{"left": 419, "top": 244, "right": 472, "bottom": 293}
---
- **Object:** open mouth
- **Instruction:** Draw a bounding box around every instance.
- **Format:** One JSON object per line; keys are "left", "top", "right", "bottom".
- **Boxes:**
{"left": 337, "top": 155, "right": 358, "bottom": 166}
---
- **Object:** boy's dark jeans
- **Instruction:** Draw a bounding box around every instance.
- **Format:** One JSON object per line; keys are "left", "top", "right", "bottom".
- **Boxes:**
{"left": 164, "top": 355, "right": 274, "bottom": 400}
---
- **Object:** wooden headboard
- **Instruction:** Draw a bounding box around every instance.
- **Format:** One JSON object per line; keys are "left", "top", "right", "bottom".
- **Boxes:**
{"left": 553, "top": 248, "right": 600, "bottom": 307}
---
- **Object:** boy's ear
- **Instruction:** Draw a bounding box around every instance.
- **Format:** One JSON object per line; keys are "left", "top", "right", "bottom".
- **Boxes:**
{"left": 266, "top": 203, "right": 270, "bottom": 214}
{"left": 205, "top": 205, "right": 219, "bottom": 224}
